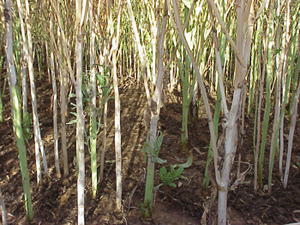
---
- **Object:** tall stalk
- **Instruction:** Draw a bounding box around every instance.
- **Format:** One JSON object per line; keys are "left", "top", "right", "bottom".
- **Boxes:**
{"left": 283, "top": 16, "right": 300, "bottom": 187}
{"left": 146, "top": 0, "right": 157, "bottom": 86}
{"left": 215, "top": 0, "right": 252, "bottom": 220}
{"left": 257, "top": 0, "right": 274, "bottom": 187}
{"left": 180, "top": 54, "right": 190, "bottom": 150}
{"left": 49, "top": 9, "right": 60, "bottom": 176}
{"left": 180, "top": 5, "right": 196, "bottom": 150}
{"left": 107, "top": 0, "right": 123, "bottom": 210}
{"left": 51, "top": 0, "right": 69, "bottom": 177}
{"left": 89, "top": 2, "right": 97, "bottom": 199}
{"left": 100, "top": 95, "right": 108, "bottom": 182}
{"left": 113, "top": 19, "right": 123, "bottom": 211}
{"left": 267, "top": 0, "right": 292, "bottom": 193}
{"left": 25, "top": 0, "right": 49, "bottom": 176}
{"left": 75, "top": 0, "right": 88, "bottom": 224}
{"left": 203, "top": 0, "right": 227, "bottom": 188}
{"left": 179, "top": 0, "right": 252, "bottom": 222}
{"left": 142, "top": 1, "right": 168, "bottom": 217}
{"left": 17, "top": 0, "right": 48, "bottom": 184}
{"left": 126, "top": 0, "right": 161, "bottom": 216}
{"left": 283, "top": 75, "right": 300, "bottom": 188}
{"left": 253, "top": 18, "right": 263, "bottom": 191}
{"left": 258, "top": 69, "right": 271, "bottom": 188}
{"left": 5, "top": 0, "right": 33, "bottom": 221}
{"left": 20, "top": 46, "right": 30, "bottom": 140}
{"left": 279, "top": 37, "right": 294, "bottom": 177}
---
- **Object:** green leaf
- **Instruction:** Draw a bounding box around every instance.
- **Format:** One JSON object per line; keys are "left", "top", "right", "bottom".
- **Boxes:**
{"left": 155, "top": 157, "right": 167, "bottom": 164}
{"left": 174, "top": 155, "right": 193, "bottom": 169}
{"left": 70, "top": 112, "right": 77, "bottom": 117}
{"left": 160, "top": 167, "right": 167, "bottom": 177}
{"left": 168, "top": 182, "right": 176, "bottom": 187}
{"left": 170, "top": 165, "right": 175, "bottom": 173}
{"left": 179, "top": 155, "right": 193, "bottom": 168}
{"left": 178, "top": 166, "right": 184, "bottom": 174}
{"left": 174, "top": 166, "right": 184, "bottom": 177}
{"left": 69, "top": 93, "right": 76, "bottom": 98}
{"left": 66, "top": 119, "right": 77, "bottom": 125}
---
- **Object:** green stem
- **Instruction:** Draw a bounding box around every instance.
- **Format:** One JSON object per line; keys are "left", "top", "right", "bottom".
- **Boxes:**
{"left": 143, "top": 159, "right": 155, "bottom": 218}
{"left": 90, "top": 112, "right": 97, "bottom": 198}
{"left": 258, "top": 77, "right": 271, "bottom": 188}
{"left": 12, "top": 86, "right": 33, "bottom": 222}
{"left": 203, "top": 85, "right": 221, "bottom": 188}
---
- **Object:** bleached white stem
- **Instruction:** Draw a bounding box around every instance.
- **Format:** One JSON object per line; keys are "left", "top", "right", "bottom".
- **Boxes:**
{"left": 283, "top": 81, "right": 300, "bottom": 189}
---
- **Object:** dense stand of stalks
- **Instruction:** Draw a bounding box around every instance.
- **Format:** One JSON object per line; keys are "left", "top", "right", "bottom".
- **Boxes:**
{"left": 1, "top": 0, "right": 300, "bottom": 224}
